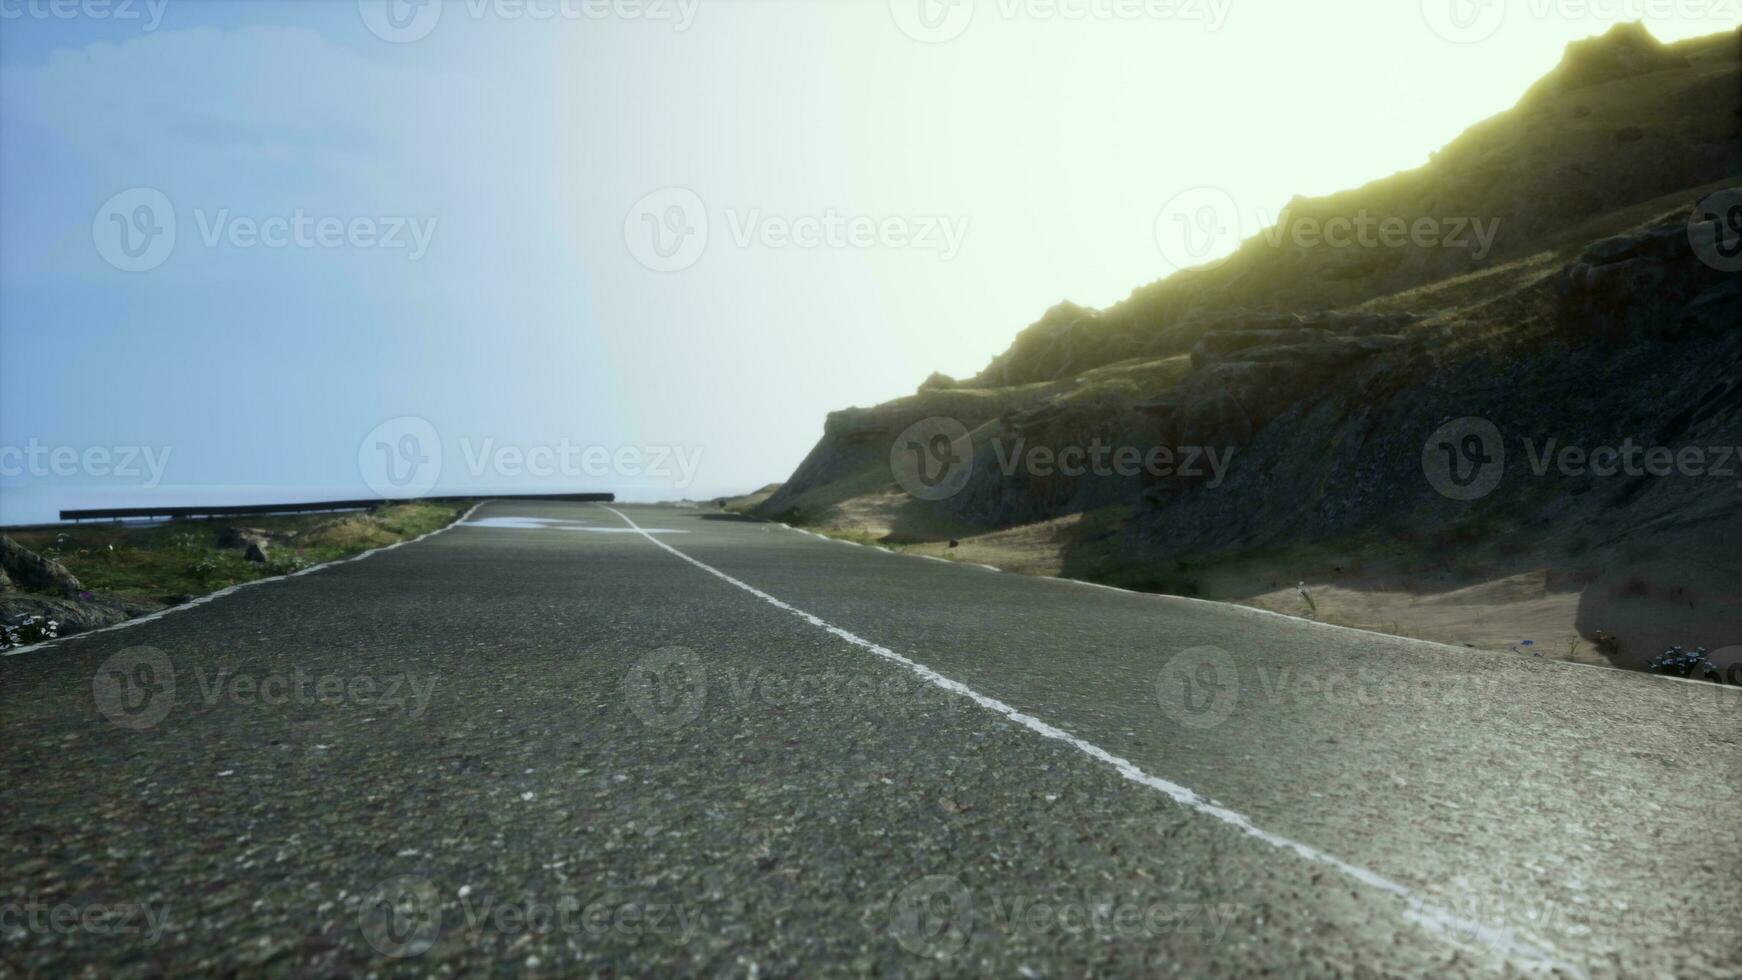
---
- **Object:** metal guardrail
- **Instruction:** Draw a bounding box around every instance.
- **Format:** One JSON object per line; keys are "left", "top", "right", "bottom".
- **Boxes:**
{"left": 58, "top": 493, "right": 615, "bottom": 522}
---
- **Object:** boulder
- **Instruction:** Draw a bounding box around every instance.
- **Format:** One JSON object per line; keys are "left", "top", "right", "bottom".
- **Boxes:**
{"left": 1559, "top": 211, "right": 1731, "bottom": 339}
{"left": 0, "top": 535, "right": 84, "bottom": 596}
{"left": 217, "top": 526, "right": 274, "bottom": 550}
{"left": 1, "top": 593, "right": 163, "bottom": 638}
{"left": 1577, "top": 223, "right": 1689, "bottom": 266}
{"left": 244, "top": 542, "right": 270, "bottom": 564}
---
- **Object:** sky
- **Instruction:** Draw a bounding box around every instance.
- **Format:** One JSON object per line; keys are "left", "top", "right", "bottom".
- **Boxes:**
{"left": 1, "top": 0, "right": 1736, "bottom": 524}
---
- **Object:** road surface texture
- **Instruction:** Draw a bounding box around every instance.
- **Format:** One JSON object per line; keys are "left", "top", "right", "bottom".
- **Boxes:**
{"left": 3, "top": 501, "right": 1737, "bottom": 976}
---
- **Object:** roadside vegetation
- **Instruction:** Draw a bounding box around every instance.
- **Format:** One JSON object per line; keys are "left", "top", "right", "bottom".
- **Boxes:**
{"left": 0, "top": 502, "right": 470, "bottom": 648}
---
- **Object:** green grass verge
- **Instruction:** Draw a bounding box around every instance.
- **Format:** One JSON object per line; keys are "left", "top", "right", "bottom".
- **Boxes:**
{"left": 6, "top": 501, "right": 470, "bottom": 605}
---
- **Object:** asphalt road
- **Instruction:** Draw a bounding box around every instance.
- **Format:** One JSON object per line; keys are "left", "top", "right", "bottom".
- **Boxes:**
{"left": 3, "top": 500, "right": 1737, "bottom": 977}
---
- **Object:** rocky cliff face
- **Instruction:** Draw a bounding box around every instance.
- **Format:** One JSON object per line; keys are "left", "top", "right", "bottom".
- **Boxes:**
{"left": 758, "top": 27, "right": 1742, "bottom": 659}
{"left": 941, "top": 24, "right": 1739, "bottom": 394}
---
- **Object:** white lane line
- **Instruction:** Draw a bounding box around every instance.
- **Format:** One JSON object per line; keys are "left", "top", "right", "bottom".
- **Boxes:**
{"left": 603, "top": 505, "right": 1585, "bottom": 977}
{"left": 2, "top": 501, "right": 487, "bottom": 658}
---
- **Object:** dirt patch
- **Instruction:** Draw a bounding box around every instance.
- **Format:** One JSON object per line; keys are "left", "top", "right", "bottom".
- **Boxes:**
{"left": 796, "top": 510, "right": 1738, "bottom": 672}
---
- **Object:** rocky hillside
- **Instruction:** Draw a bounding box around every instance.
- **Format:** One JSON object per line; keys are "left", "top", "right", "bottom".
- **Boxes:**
{"left": 756, "top": 25, "right": 1741, "bottom": 670}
